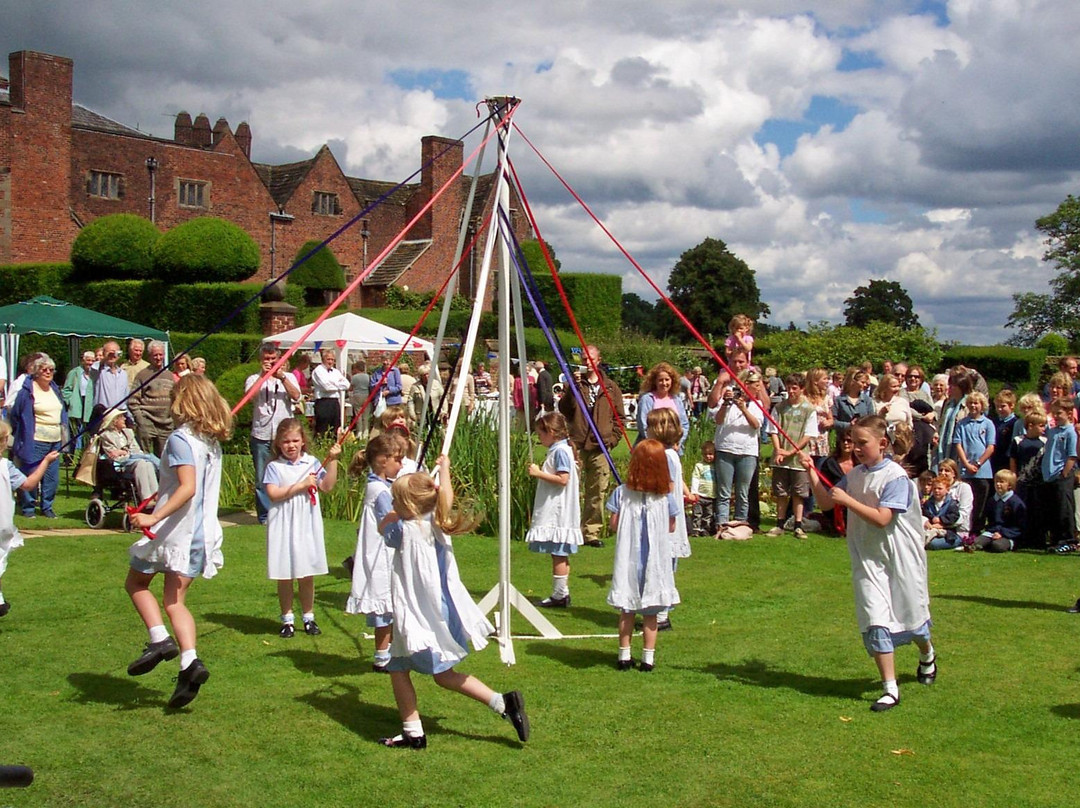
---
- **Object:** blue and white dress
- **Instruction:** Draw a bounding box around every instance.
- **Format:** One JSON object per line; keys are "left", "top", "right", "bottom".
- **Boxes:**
{"left": 264, "top": 453, "right": 329, "bottom": 580}
{"left": 0, "top": 458, "right": 27, "bottom": 577}
{"left": 129, "top": 426, "right": 223, "bottom": 580}
{"left": 665, "top": 447, "right": 691, "bottom": 560}
{"left": 383, "top": 514, "right": 495, "bottom": 674}
{"left": 526, "top": 439, "right": 583, "bottom": 556}
{"left": 605, "top": 486, "right": 680, "bottom": 614}
{"left": 346, "top": 473, "right": 395, "bottom": 625}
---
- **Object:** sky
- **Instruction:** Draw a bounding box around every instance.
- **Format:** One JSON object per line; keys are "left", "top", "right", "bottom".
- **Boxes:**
{"left": 3, "top": 0, "right": 1079, "bottom": 344}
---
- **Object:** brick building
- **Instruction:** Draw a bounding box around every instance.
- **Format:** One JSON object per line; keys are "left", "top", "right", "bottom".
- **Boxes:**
{"left": 0, "top": 50, "right": 530, "bottom": 307}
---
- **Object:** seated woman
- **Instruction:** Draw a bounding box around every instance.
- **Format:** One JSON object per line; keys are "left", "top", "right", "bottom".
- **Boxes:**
{"left": 98, "top": 410, "right": 160, "bottom": 502}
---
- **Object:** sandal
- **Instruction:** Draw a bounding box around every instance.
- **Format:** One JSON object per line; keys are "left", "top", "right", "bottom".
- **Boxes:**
{"left": 1054, "top": 543, "right": 1078, "bottom": 554}
{"left": 870, "top": 692, "right": 900, "bottom": 712}
{"left": 917, "top": 657, "right": 937, "bottom": 685}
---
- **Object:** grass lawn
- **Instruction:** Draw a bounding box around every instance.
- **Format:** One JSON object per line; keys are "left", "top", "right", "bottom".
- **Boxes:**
{"left": 2, "top": 505, "right": 1080, "bottom": 807}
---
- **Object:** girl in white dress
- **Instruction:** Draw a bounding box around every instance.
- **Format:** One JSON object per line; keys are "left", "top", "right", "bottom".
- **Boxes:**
{"left": 526, "top": 412, "right": 582, "bottom": 607}
{"left": 377, "top": 455, "right": 529, "bottom": 749}
{"left": 606, "top": 439, "right": 680, "bottom": 672}
{"left": 803, "top": 414, "right": 937, "bottom": 713}
{"left": 646, "top": 408, "right": 691, "bottom": 632}
{"left": 264, "top": 418, "right": 342, "bottom": 638}
{"left": 346, "top": 433, "right": 405, "bottom": 672}
{"left": 0, "top": 419, "right": 59, "bottom": 617}
{"left": 126, "top": 375, "right": 232, "bottom": 709}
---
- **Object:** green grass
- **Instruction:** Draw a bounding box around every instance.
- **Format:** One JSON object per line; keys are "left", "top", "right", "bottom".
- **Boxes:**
{"left": 3, "top": 510, "right": 1080, "bottom": 807}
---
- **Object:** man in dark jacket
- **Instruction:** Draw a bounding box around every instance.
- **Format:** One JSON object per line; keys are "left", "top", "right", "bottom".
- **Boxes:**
{"left": 558, "top": 346, "right": 624, "bottom": 547}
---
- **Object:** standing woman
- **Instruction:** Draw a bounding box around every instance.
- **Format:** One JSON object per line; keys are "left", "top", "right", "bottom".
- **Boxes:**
{"left": 933, "top": 370, "right": 971, "bottom": 472}
{"left": 635, "top": 362, "right": 690, "bottom": 453}
{"left": 10, "top": 354, "right": 69, "bottom": 518}
{"left": 712, "top": 370, "right": 764, "bottom": 527}
{"left": 832, "top": 368, "right": 875, "bottom": 434}
{"left": 311, "top": 349, "right": 349, "bottom": 438}
{"left": 349, "top": 358, "right": 372, "bottom": 438}
{"left": 62, "top": 350, "right": 96, "bottom": 449}
{"left": 873, "top": 373, "right": 913, "bottom": 429}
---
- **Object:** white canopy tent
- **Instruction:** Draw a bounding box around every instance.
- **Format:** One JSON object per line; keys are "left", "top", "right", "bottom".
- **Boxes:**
{"left": 268, "top": 312, "right": 434, "bottom": 363}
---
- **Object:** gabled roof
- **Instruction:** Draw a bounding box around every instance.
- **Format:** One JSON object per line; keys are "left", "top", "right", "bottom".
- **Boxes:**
{"left": 362, "top": 240, "right": 432, "bottom": 287}
{"left": 71, "top": 104, "right": 148, "bottom": 138}
{"left": 252, "top": 156, "right": 319, "bottom": 208}
{"left": 347, "top": 177, "right": 415, "bottom": 207}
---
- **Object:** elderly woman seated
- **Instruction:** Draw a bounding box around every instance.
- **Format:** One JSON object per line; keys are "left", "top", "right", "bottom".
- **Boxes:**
{"left": 98, "top": 410, "right": 160, "bottom": 502}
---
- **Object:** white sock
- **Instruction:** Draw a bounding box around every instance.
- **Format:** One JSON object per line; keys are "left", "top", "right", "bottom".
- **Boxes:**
{"left": 374, "top": 649, "right": 391, "bottom": 663}
{"left": 180, "top": 649, "right": 198, "bottom": 670}
{"left": 0, "top": 591, "right": 6, "bottom": 605}
{"left": 403, "top": 719, "right": 424, "bottom": 738}
{"left": 281, "top": 612, "right": 295, "bottom": 625}
{"left": 488, "top": 692, "right": 506, "bottom": 715}
{"left": 642, "top": 648, "right": 656, "bottom": 666}
{"left": 618, "top": 646, "right": 632, "bottom": 662}
{"left": 882, "top": 679, "right": 899, "bottom": 698}
{"left": 919, "top": 644, "right": 935, "bottom": 663}
{"left": 148, "top": 624, "right": 169, "bottom": 644}
{"left": 656, "top": 610, "right": 669, "bottom": 623}
{"left": 302, "top": 612, "right": 315, "bottom": 623}
{"left": 552, "top": 574, "right": 569, "bottom": 598}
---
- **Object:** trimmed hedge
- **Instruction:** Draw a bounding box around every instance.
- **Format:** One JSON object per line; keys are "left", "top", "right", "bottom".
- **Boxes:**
{"left": 0, "top": 264, "right": 75, "bottom": 306}
{"left": 287, "top": 241, "right": 347, "bottom": 292}
{"left": 152, "top": 217, "right": 261, "bottom": 283}
{"left": 169, "top": 333, "right": 266, "bottom": 382}
{"left": 70, "top": 214, "right": 161, "bottom": 280}
{"left": 213, "top": 361, "right": 261, "bottom": 430}
{"left": 940, "top": 345, "right": 1047, "bottom": 390}
{"left": 528, "top": 272, "right": 622, "bottom": 338}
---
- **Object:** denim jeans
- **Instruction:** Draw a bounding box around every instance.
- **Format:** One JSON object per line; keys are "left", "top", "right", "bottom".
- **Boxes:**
{"left": 17, "top": 439, "right": 61, "bottom": 516}
{"left": 715, "top": 450, "right": 758, "bottom": 523}
{"left": 250, "top": 436, "right": 272, "bottom": 522}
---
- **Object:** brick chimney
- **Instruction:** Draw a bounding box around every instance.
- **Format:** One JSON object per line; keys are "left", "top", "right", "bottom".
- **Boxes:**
{"left": 192, "top": 113, "right": 212, "bottom": 147}
{"left": 235, "top": 121, "right": 252, "bottom": 158}
{"left": 212, "top": 117, "right": 230, "bottom": 146}
{"left": 174, "top": 111, "right": 193, "bottom": 145}
{"left": 413, "top": 135, "right": 463, "bottom": 239}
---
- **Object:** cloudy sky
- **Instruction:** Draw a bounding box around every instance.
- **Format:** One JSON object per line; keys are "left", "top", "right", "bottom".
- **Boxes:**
{"left": 4, "top": 0, "right": 1078, "bottom": 343}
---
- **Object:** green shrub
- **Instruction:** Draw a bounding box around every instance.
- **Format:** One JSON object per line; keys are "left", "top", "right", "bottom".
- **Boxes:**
{"left": 1037, "top": 333, "right": 1071, "bottom": 356}
{"left": 152, "top": 217, "right": 260, "bottom": 283}
{"left": 941, "top": 345, "right": 1047, "bottom": 391}
{"left": 287, "top": 241, "right": 347, "bottom": 294}
{"left": 757, "top": 321, "right": 943, "bottom": 377}
{"left": 214, "top": 361, "right": 261, "bottom": 430}
{"left": 169, "top": 333, "right": 266, "bottom": 382}
{"left": 70, "top": 214, "right": 161, "bottom": 280}
{"left": 0, "top": 263, "right": 74, "bottom": 306}
{"left": 529, "top": 272, "right": 622, "bottom": 338}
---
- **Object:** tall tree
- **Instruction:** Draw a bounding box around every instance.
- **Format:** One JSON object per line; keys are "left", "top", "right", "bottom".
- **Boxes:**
{"left": 621, "top": 292, "right": 659, "bottom": 335}
{"left": 843, "top": 279, "right": 920, "bottom": 330}
{"left": 1007, "top": 195, "right": 1080, "bottom": 346}
{"left": 663, "top": 237, "right": 769, "bottom": 340}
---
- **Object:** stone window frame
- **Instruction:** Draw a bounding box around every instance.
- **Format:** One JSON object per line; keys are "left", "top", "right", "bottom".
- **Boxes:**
{"left": 87, "top": 170, "right": 123, "bottom": 200}
{"left": 177, "top": 178, "right": 210, "bottom": 210}
{"left": 312, "top": 190, "right": 340, "bottom": 216}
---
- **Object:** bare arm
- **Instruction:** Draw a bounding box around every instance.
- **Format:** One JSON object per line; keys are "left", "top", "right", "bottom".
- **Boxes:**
{"left": 129, "top": 464, "right": 195, "bottom": 528}
{"left": 18, "top": 451, "right": 60, "bottom": 491}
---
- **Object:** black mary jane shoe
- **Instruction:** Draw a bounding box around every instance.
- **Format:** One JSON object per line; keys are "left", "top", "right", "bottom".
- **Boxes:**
{"left": 379, "top": 734, "right": 427, "bottom": 749}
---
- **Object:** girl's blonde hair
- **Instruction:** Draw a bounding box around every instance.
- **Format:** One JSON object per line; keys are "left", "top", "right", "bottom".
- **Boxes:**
{"left": 170, "top": 375, "right": 232, "bottom": 441}
{"left": 627, "top": 439, "right": 671, "bottom": 495}
{"left": 728, "top": 314, "right": 754, "bottom": 334}
{"left": 391, "top": 472, "right": 477, "bottom": 535}
{"left": 1016, "top": 392, "right": 1046, "bottom": 417}
{"left": 965, "top": 391, "right": 989, "bottom": 411}
{"left": 271, "top": 417, "right": 309, "bottom": 460}
{"left": 804, "top": 367, "right": 828, "bottom": 401}
{"left": 645, "top": 407, "right": 682, "bottom": 448}
{"left": 939, "top": 458, "right": 959, "bottom": 479}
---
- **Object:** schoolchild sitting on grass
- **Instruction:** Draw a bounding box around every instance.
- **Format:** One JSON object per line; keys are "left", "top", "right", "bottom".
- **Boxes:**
{"left": 973, "top": 470, "right": 1026, "bottom": 552}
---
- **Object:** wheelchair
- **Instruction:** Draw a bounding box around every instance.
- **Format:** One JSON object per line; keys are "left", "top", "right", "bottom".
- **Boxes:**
{"left": 85, "top": 454, "right": 139, "bottom": 531}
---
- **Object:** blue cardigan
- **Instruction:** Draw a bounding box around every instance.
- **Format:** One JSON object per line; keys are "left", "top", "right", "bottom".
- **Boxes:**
{"left": 635, "top": 392, "right": 690, "bottom": 453}
{"left": 10, "top": 375, "right": 69, "bottom": 463}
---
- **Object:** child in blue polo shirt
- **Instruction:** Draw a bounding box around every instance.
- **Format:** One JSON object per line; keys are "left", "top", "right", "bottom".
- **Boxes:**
{"left": 954, "top": 392, "right": 995, "bottom": 534}
{"left": 1044, "top": 398, "right": 1078, "bottom": 553}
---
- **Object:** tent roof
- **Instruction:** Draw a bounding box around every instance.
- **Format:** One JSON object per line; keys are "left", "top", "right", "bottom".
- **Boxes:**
{"left": 0, "top": 296, "right": 169, "bottom": 341}
{"left": 268, "top": 312, "right": 433, "bottom": 357}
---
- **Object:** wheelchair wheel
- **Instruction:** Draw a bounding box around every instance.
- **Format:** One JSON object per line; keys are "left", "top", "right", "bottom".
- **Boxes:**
{"left": 85, "top": 499, "right": 106, "bottom": 529}
{"left": 121, "top": 511, "right": 132, "bottom": 533}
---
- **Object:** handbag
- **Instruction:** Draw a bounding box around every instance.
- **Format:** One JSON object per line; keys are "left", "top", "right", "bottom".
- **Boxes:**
{"left": 74, "top": 439, "right": 98, "bottom": 487}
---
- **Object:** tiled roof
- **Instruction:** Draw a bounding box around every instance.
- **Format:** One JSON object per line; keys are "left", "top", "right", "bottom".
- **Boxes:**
{"left": 72, "top": 104, "right": 149, "bottom": 138}
{"left": 362, "top": 239, "right": 432, "bottom": 286}
{"left": 252, "top": 156, "right": 318, "bottom": 208}
{"left": 347, "top": 177, "right": 415, "bottom": 207}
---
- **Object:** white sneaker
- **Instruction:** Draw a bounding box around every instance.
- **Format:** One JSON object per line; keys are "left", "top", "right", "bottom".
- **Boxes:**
{"left": 765, "top": 527, "right": 784, "bottom": 537}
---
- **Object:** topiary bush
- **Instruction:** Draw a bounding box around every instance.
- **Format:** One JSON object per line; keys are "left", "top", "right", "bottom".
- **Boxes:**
{"left": 70, "top": 214, "right": 161, "bottom": 280}
{"left": 286, "top": 240, "right": 347, "bottom": 302}
{"left": 152, "top": 217, "right": 261, "bottom": 283}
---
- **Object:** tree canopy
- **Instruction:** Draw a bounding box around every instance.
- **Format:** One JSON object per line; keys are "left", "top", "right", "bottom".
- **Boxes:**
{"left": 661, "top": 237, "right": 769, "bottom": 340}
{"left": 1007, "top": 195, "right": 1080, "bottom": 347}
{"left": 843, "top": 279, "right": 919, "bottom": 330}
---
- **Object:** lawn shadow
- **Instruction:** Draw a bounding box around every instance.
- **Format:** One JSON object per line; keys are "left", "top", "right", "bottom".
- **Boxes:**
{"left": 314, "top": 588, "right": 350, "bottom": 611}
{"left": 269, "top": 649, "right": 360, "bottom": 678}
{"left": 67, "top": 672, "right": 165, "bottom": 710}
{"left": 1051, "top": 704, "right": 1080, "bottom": 720}
{"left": 580, "top": 573, "right": 611, "bottom": 589}
{"left": 519, "top": 603, "right": 615, "bottom": 632}
{"left": 935, "top": 593, "right": 1066, "bottom": 611}
{"left": 203, "top": 611, "right": 280, "bottom": 636}
{"left": 299, "top": 683, "right": 519, "bottom": 748}
{"left": 524, "top": 642, "right": 615, "bottom": 670}
{"left": 698, "top": 658, "right": 878, "bottom": 701}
